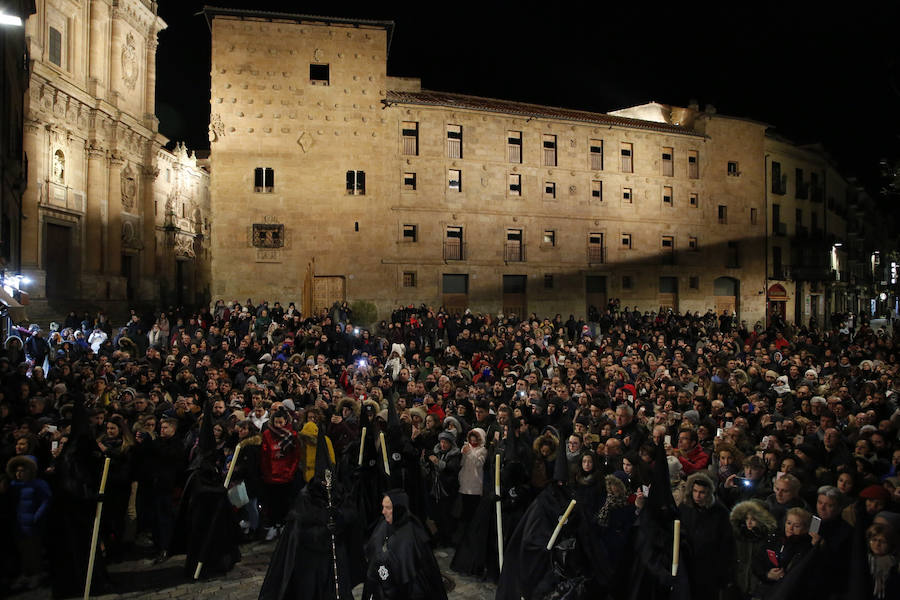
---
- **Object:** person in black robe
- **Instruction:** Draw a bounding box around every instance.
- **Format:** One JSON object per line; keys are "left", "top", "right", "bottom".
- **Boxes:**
{"left": 340, "top": 399, "right": 382, "bottom": 532}
{"left": 170, "top": 394, "right": 241, "bottom": 578}
{"left": 47, "top": 385, "right": 111, "bottom": 599}
{"left": 497, "top": 423, "right": 611, "bottom": 600}
{"left": 362, "top": 489, "right": 448, "bottom": 600}
{"left": 259, "top": 423, "right": 365, "bottom": 600}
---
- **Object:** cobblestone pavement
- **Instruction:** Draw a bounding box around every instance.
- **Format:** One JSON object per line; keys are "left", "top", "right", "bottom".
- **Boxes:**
{"left": 9, "top": 541, "right": 497, "bottom": 600}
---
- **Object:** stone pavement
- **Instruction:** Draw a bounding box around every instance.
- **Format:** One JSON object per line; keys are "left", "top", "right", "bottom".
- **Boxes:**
{"left": 8, "top": 540, "right": 497, "bottom": 600}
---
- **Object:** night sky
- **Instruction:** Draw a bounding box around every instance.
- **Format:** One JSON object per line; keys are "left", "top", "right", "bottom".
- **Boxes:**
{"left": 156, "top": 2, "right": 900, "bottom": 194}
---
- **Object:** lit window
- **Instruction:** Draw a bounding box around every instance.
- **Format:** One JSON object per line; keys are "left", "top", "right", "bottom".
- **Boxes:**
{"left": 543, "top": 230, "right": 556, "bottom": 246}
{"left": 254, "top": 167, "right": 274, "bottom": 193}
{"left": 346, "top": 170, "right": 366, "bottom": 195}
{"left": 448, "top": 169, "right": 461, "bottom": 191}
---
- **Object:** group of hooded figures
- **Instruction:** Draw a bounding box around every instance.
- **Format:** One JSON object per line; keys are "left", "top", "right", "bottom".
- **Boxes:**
{"left": 49, "top": 378, "right": 888, "bottom": 600}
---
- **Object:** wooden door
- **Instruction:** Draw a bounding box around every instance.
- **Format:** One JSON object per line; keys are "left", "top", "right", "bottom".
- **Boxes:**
{"left": 313, "top": 276, "right": 346, "bottom": 314}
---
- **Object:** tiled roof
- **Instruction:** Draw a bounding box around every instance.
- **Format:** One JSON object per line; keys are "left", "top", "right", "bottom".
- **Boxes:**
{"left": 385, "top": 90, "right": 703, "bottom": 137}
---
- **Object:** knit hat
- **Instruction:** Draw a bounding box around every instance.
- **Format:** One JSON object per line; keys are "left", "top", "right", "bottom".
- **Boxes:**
{"left": 682, "top": 410, "right": 700, "bottom": 425}
{"left": 860, "top": 484, "right": 890, "bottom": 502}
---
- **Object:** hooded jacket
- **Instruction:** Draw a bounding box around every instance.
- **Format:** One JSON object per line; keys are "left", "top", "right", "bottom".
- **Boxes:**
{"left": 679, "top": 472, "right": 736, "bottom": 598}
{"left": 299, "top": 422, "right": 335, "bottom": 483}
{"left": 458, "top": 427, "right": 487, "bottom": 495}
{"left": 730, "top": 500, "right": 777, "bottom": 596}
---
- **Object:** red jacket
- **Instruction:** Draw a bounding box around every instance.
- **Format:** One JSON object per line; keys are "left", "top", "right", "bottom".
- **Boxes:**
{"left": 677, "top": 444, "right": 710, "bottom": 475}
{"left": 260, "top": 428, "right": 301, "bottom": 484}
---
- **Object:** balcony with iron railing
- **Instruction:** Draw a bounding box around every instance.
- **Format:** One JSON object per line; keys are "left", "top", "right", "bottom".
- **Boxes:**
{"left": 443, "top": 240, "right": 465, "bottom": 261}
{"left": 771, "top": 265, "right": 792, "bottom": 280}
{"left": 504, "top": 242, "right": 525, "bottom": 263}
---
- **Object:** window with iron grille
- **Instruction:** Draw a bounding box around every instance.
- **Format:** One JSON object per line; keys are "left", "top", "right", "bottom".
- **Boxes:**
{"left": 401, "top": 122, "right": 418, "bottom": 156}
{"left": 403, "top": 272, "right": 417, "bottom": 287}
{"left": 508, "top": 131, "right": 522, "bottom": 163}
{"left": 543, "top": 134, "right": 557, "bottom": 166}
{"left": 447, "top": 125, "right": 462, "bottom": 159}
{"left": 590, "top": 140, "right": 603, "bottom": 170}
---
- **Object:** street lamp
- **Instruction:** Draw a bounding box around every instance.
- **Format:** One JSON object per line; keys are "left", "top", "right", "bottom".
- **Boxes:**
{"left": 0, "top": 13, "right": 23, "bottom": 26}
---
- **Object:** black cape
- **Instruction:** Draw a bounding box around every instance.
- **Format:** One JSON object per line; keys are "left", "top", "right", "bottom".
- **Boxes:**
{"left": 362, "top": 490, "right": 447, "bottom": 600}
{"left": 258, "top": 481, "right": 365, "bottom": 600}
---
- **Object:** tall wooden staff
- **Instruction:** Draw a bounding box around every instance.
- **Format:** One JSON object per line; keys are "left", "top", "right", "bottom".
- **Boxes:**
{"left": 324, "top": 469, "right": 341, "bottom": 600}
{"left": 193, "top": 444, "right": 242, "bottom": 580}
{"left": 495, "top": 453, "right": 504, "bottom": 570}
{"left": 83, "top": 457, "right": 111, "bottom": 600}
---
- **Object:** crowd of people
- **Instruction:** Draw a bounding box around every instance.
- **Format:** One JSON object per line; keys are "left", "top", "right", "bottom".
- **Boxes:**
{"left": 1, "top": 298, "right": 899, "bottom": 599}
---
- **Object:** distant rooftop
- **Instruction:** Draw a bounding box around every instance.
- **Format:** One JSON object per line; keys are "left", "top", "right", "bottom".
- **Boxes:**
{"left": 385, "top": 91, "right": 704, "bottom": 137}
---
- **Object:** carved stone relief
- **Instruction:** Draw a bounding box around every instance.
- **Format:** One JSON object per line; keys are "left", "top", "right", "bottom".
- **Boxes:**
{"left": 122, "top": 33, "right": 139, "bottom": 90}
{"left": 209, "top": 113, "right": 225, "bottom": 143}
{"left": 251, "top": 224, "right": 284, "bottom": 248}
{"left": 121, "top": 163, "right": 136, "bottom": 211}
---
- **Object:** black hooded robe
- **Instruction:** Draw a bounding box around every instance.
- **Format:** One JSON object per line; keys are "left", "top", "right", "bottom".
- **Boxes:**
{"left": 362, "top": 490, "right": 448, "bottom": 600}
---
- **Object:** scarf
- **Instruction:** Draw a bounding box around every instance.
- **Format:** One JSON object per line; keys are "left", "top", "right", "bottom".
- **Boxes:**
{"left": 595, "top": 492, "right": 627, "bottom": 527}
{"left": 869, "top": 553, "right": 898, "bottom": 600}
{"left": 269, "top": 424, "right": 296, "bottom": 459}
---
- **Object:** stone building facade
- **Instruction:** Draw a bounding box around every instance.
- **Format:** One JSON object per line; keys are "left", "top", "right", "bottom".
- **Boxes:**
{"left": 206, "top": 8, "right": 775, "bottom": 324}
{"left": 19, "top": 0, "right": 210, "bottom": 317}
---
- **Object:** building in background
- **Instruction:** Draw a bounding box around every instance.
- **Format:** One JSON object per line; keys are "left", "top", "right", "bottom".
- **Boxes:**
{"left": 18, "top": 0, "right": 210, "bottom": 321}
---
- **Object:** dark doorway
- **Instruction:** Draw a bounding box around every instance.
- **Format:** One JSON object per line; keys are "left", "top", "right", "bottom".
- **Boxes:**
{"left": 585, "top": 275, "right": 607, "bottom": 318}
{"left": 45, "top": 223, "right": 72, "bottom": 299}
{"left": 502, "top": 274, "right": 527, "bottom": 318}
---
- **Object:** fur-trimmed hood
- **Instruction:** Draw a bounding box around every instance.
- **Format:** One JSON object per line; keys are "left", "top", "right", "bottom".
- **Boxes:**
{"left": 238, "top": 434, "right": 262, "bottom": 449}
{"left": 533, "top": 429, "right": 559, "bottom": 461}
{"left": 337, "top": 396, "right": 361, "bottom": 417}
{"left": 684, "top": 471, "right": 717, "bottom": 508}
{"left": 729, "top": 499, "right": 778, "bottom": 533}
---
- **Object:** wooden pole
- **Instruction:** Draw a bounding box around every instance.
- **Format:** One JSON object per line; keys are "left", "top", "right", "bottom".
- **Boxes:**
{"left": 358, "top": 426, "right": 367, "bottom": 466}
{"left": 495, "top": 453, "right": 504, "bottom": 570}
{"left": 671, "top": 519, "right": 681, "bottom": 576}
{"left": 194, "top": 444, "right": 242, "bottom": 580}
{"left": 546, "top": 499, "right": 576, "bottom": 550}
{"left": 83, "top": 457, "right": 111, "bottom": 600}
{"left": 380, "top": 431, "right": 390, "bottom": 476}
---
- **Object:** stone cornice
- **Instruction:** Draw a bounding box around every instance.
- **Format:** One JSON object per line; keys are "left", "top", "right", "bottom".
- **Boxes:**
{"left": 111, "top": 0, "right": 161, "bottom": 37}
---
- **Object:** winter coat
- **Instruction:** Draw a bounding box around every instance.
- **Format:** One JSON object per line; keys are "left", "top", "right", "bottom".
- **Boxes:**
{"left": 232, "top": 434, "right": 263, "bottom": 499}
{"left": 426, "top": 442, "right": 461, "bottom": 499}
{"left": 458, "top": 428, "right": 487, "bottom": 495}
{"left": 730, "top": 500, "right": 778, "bottom": 598}
{"left": 261, "top": 426, "right": 301, "bottom": 485}
{"left": 7, "top": 457, "right": 52, "bottom": 535}
{"left": 680, "top": 472, "right": 736, "bottom": 599}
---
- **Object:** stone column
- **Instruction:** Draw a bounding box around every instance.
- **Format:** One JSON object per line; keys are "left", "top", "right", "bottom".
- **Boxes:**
{"left": 143, "top": 37, "right": 158, "bottom": 127}
{"left": 141, "top": 161, "right": 159, "bottom": 292}
{"left": 88, "top": 0, "right": 109, "bottom": 98}
{"left": 108, "top": 10, "right": 123, "bottom": 104}
{"left": 107, "top": 153, "right": 125, "bottom": 278}
{"left": 85, "top": 142, "right": 108, "bottom": 274}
